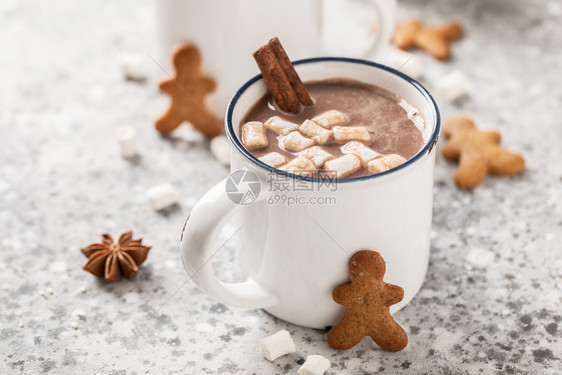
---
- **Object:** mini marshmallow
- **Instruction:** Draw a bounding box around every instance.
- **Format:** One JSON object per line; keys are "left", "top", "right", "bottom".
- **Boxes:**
{"left": 434, "top": 70, "right": 470, "bottom": 102}
{"left": 116, "top": 126, "right": 138, "bottom": 159}
{"left": 385, "top": 48, "right": 423, "bottom": 79}
{"left": 242, "top": 121, "right": 268, "bottom": 150}
{"left": 146, "top": 184, "right": 180, "bottom": 211}
{"left": 342, "top": 141, "right": 380, "bottom": 164}
{"left": 259, "top": 330, "right": 296, "bottom": 361}
{"left": 333, "top": 126, "right": 372, "bottom": 143}
{"left": 280, "top": 157, "right": 316, "bottom": 176}
{"left": 324, "top": 154, "right": 361, "bottom": 178}
{"left": 311, "top": 110, "right": 347, "bottom": 128}
{"left": 283, "top": 131, "right": 315, "bottom": 152}
{"left": 366, "top": 154, "right": 406, "bottom": 174}
{"left": 299, "top": 146, "right": 335, "bottom": 168}
{"left": 264, "top": 116, "right": 299, "bottom": 135}
{"left": 298, "top": 355, "right": 331, "bottom": 375}
{"left": 259, "top": 152, "right": 287, "bottom": 168}
{"left": 210, "top": 135, "right": 231, "bottom": 166}
{"left": 299, "top": 120, "right": 333, "bottom": 145}
{"left": 119, "top": 53, "right": 147, "bottom": 81}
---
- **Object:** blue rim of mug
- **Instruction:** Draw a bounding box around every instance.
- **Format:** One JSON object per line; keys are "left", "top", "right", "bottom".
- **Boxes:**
{"left": 225, "top": 57, "right": 441, "bottom": 183}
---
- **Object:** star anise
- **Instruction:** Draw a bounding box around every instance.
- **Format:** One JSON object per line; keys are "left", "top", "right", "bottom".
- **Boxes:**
{"left": 81, "top": 232, "right": 151, "bottom": 282}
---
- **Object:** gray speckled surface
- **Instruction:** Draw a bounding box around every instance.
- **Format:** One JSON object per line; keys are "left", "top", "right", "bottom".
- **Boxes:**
{"left": 1, "top": 0, "right": 561, "bottom": 374}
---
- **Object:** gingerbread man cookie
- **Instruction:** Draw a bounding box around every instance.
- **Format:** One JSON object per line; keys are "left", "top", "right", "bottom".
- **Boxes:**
{"left": 156, "top": 44, "right": 223, "bottom": 137}
{"left": 393, "top": 20, "right": 463, "bottom": 61}
{"left": 443, "top": 117, "right": 525, "bottom": 189}
{"left": 327, "top": 250, "right": 407, "bottom": 352}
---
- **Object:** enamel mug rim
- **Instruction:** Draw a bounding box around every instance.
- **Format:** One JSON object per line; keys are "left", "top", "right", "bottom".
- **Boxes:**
{"left": 225, "top": 57, "right": 441, "bottom": 183}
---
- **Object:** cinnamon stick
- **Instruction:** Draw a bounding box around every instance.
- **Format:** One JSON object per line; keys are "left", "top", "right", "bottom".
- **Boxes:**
{"left": 268, "top": 37, "right": 313, "bottom": 106}
{"left": 253, "top": 44, "right": 301, "bottom": 114}
{"left": 252, "top": 38, "right": 313, "bottom": 114}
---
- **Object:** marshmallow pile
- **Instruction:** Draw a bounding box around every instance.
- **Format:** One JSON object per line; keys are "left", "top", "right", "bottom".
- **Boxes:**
{"left": 241, "top": 110, "right": 406, "bottom": 178}
{"left": 259, "top": 330, "right": 331, "bottom": 375}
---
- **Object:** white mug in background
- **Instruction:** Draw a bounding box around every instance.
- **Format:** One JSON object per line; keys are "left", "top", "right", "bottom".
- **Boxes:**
{"left": 154, "top": 0, "right": 396, "bottom": 117}
{"left": 180, "top": 58, "right": 441, "bottom": 329}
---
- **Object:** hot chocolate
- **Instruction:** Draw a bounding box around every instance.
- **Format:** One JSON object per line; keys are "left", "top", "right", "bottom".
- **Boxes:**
{"left": 239, "top": 78, "right": 425, "bottom": 178}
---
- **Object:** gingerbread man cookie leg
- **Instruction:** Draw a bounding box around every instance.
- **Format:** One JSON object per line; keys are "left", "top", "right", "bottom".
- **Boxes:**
{"left": 326, "top": 315, "right": 365, "bottom": 350}
{"left": 369, "top": 318, "right": 408, "bottom": 353}
{"left": 435, "top": 22, "right": 464, "bottom": 40}
{"left": 155, "top": 105, "right": 186, "bottom": 135}
{"left": 155, "top": 44, "right": 223, "bottom": 137}
{"left": 327, "top": 250, "right": 408, "bottom": 352}
{"left": 455, "top": 154, "right": 488, "bottom": 189}
{"left": 489, "top": 149, "right": 528, "bottom": 176}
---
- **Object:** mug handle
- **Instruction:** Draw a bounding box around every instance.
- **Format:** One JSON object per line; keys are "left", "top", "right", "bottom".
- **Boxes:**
{"left": 323, "top": 0, "right": 396, "bottom": 60}
{"left": 180, "top": 176, "right": 277, "bottom": 308}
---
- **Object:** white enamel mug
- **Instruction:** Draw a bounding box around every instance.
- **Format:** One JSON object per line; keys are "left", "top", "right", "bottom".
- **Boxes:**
{"left": 180, "top": 58, "right": 441, "bottom": 329}
{"left": 154, "top": 0, "right": 396, "bottom": 117}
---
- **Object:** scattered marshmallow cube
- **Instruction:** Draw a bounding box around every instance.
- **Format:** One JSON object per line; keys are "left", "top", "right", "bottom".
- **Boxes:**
{"left": 280, "top": 157, "right": 316, "bottom": 176}
{"left": 264, "top": 116, "right": 299, "bottom": 136}
{"left": 434, "top": 70, "right": 470, "bottom": 102}
{"left": 342, "top": 141, "right": 380, "bottom": 164}
{"left": 324, "top": 154, "right": 361, "bottom": 178}
{"left": 311, "top": 110, "right": 347, "bottom": 128}
{"left": 259, "top": 330, "right": 296, "bottom": 361}
{"left": 333, "top": 126, "right": 371, "bottom": 143}
{"left": 259, "top": 152, "right": 287, "bottom": 168}
{"left": 299, "top": 146, "right": 335, "bottom": 168}
{"left": 146, "top": 184, "right": 180, "bottom": 211}
{"left": 299, "top": 120, "right": 333, "bottom": 145}
{"left": 283, "top": 131, "right": 315, "bottom": 152}
{"left": 298, "top": 355, "right": 331, "bottom": 375}
{"left": 210, "top": 135, "right": 231, "bottom": 166}
{"left": 119, "top": 53, "right": 147, "bottom": 81}
{"left": 366, "top": 154, "right": 406, "bottom": 174}
{"left": 385, "top": 48, "right": 423, "bottom": 79}
{"left": 116, "top": 126, "right": 138, "bottom": 159}
{"left": 242, "top": 121, "right": 268, "bottom": 150}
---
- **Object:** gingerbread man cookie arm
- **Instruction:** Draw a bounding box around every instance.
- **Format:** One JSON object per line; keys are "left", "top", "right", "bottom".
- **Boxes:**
{"left": 158, "top": 79, "right": 178, "bottom": 94}
{"left": 332, "top": 283, "right": 354, "bottom": 305}
{"left": 383, "top": 283, "right": 404, "bottom": 306}
{"left": 482, "top": 130, "right": 502, "bottom": 144}
{"left": 442, "top": 136, "right": 464, "bottom": 160}
{"left": 199, "top": 76, "right": 217, "bottom": 93}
